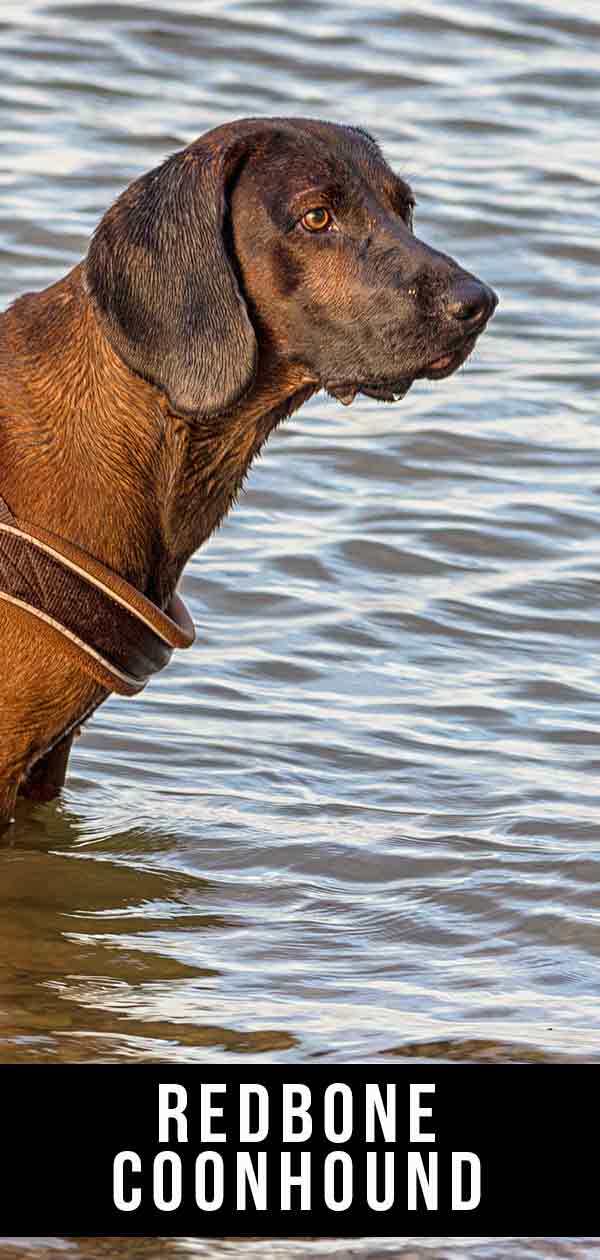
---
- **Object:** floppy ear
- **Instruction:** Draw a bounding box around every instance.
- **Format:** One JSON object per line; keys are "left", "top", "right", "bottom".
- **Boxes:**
{"left": 85, "top": 141, "right": 257, "bottom": 417}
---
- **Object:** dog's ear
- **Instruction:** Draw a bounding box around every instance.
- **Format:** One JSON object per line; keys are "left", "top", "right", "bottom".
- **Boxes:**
{"left": 85, "top": 140, "right": 257, "bottom": 417}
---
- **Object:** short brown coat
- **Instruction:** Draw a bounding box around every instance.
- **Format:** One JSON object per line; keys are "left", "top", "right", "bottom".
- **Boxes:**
{"left": 0, "top": 117, "right": 496, "bottom": 826}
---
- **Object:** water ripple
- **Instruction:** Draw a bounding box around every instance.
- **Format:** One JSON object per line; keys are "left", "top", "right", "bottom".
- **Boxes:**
{"left": 0, "top": 13, "right": 599, "bottom": 1253}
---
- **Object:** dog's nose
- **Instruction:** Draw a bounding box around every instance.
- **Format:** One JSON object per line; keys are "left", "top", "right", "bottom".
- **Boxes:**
{"left": 446, "top": 276, "right": 497, "bottom": 326}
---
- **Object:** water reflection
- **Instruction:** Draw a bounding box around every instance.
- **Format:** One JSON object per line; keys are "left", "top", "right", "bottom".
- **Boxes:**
{"left": 0, "top": 0, "right": 599, "bottom": 1165}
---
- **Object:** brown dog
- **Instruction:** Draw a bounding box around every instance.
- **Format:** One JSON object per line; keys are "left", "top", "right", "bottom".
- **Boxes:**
{"left": 0, "top": 117, "right": 497, "bottom": 827}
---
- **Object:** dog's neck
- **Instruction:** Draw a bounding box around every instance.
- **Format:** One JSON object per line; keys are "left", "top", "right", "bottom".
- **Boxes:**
{"left": 0, "top": 265, "right": 315, "bottom": 607}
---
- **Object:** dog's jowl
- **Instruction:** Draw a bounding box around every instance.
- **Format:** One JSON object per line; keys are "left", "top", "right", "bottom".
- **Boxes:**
{"left": 0, "top": 117, "right": 497, "bottom": 825}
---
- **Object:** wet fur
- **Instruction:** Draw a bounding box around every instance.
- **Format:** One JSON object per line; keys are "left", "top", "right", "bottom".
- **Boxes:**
{"left": 0, "top": 117, "right": 495, "bottom": 827}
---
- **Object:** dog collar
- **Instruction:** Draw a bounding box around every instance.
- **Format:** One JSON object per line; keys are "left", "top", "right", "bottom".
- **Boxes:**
{"left": 0, "top": 491, "right": 195, "bottom": 696}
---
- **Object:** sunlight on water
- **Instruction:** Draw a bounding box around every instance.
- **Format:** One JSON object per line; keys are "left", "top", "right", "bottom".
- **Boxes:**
{"left": 1, "top": 0, "right": 599, "bottom": 1255}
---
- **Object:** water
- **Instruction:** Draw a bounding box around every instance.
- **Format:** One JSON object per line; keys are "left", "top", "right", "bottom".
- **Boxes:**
{"left": 1, "top": 0, "right": 599, "bottom": 1256}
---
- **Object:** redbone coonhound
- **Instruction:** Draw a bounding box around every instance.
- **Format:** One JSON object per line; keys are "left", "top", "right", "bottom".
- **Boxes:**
{"left": 0, "top": 117, "right": 497, "bottom": 827}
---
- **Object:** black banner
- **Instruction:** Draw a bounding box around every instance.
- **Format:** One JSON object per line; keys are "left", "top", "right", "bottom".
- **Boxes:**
{"left": 2, "top": 1065, "right": 596, "bottom": 1236}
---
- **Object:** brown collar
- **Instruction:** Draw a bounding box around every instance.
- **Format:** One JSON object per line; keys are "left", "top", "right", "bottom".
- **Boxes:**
{"left": 0, "top": 491, "right": 194, "bottom": 695}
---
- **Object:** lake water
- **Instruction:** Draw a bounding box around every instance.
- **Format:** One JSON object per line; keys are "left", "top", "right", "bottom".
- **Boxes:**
{"left": 1, "top": 0, "right": 599, "bottom": 1257}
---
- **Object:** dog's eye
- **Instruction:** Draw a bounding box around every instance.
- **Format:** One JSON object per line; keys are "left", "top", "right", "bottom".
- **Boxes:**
{"left": 300, "top": 207, "right": 332, "bottom": 232}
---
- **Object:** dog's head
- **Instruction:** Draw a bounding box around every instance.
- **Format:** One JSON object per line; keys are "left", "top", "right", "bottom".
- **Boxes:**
{"left": 86, "top": 117, "right": 497, "bottom": 417}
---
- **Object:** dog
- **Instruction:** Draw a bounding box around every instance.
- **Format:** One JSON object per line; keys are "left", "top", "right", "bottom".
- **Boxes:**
{"left": 0, "top": 117, "right": 497, "bottom": 828}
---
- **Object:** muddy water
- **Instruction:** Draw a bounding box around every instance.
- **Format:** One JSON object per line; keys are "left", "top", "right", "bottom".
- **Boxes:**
{"left": 1, "top": 0, "right": 599, "bottom": 1257}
